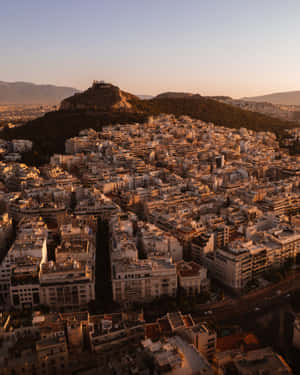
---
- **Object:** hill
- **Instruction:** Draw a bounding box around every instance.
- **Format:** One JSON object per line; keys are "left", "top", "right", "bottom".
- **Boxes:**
{"left": 134, "top": 96, "right": 295, "bottom": 133}
{"left": 242, "top": 91, "right": 300, "bottom": 106}
{"left": 60, "top": 81, "right": 137, "bottom": 111}
{"left": 1, "top": 82, "right": 296, "bottom": 166}
{"left": 0, "top": 81, "right": 78, "bottom": 105}
{"left": 155, "top": 92, "right": 197, "bottom": 99}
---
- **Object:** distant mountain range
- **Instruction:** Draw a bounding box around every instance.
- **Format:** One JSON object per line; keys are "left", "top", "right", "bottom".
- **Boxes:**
{"left": 0, "top": 81, "right": 78, "bottom": 105}
{"left": 242, "top": 91, "right": 300, "bottom": 106}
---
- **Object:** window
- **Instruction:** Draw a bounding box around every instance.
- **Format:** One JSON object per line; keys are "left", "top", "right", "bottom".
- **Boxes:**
{"left": 13, "top": 294, "right": 20, "bottom": 306}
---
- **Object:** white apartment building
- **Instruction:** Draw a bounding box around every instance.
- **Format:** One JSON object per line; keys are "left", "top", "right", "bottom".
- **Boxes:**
{"left": 10, "top": 258, "right": 41, "bottom": 309}
{"left": 0, "top": 217, "right": 47, "bottom": 309}
{"left": 55, "top": 239, "right": 95, "bottom": 266}
{"left": 201, "top": 243, "right": 254, "bottom": 290}
{"left": 65, "top": 137, "right": 95, "bottom": 154}
{"left": 139, "top": 222, "right": 183, "bottom": 262}
{"left": 201, "top": 231, "right": 299, "bottom": 291}
{"left": 191, "top": 233, "right": 214, "bottom": 264}
{"left": 11, "top": 139, "right": 32, "bottom": 153}
{"left": 39, "top": 260, "right": 95, "bottom": 310}
{"left": 176, "top": 261, "right": 208, "bottom": 296}
{"left": 112, "top": 258, "right": 177, "bottom": 304}
{"left": 60, "top": 222, "right": 95, "bottom": 243}
{"left": 262, "top": 193, "right": 300, "bottom": 216}
{"left": 266, "top": 228, "right": 300, "bottom": 261}
{"left": 181, "top": 322, "right": 217, "bottom": 360}
{"left": 36, "top": 334, "right": 69, "bottom": 375}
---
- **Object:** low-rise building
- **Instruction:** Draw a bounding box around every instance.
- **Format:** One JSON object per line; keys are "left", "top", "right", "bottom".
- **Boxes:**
{"left": 214, "top": 347, "right": 293, "bottom": 375}
{"left": 36, "top": 334, "right": 69, "bottom": 375}
{"left": 176, "top": 260, "right": 209, "bottom": 296}
{"left": 180, "top": 322, "right": 217, "bottom": 360}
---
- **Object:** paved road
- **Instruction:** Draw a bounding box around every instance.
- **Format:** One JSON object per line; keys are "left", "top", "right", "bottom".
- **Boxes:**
{"left": 193, "top": 271, "right": 300, "bottom": 323}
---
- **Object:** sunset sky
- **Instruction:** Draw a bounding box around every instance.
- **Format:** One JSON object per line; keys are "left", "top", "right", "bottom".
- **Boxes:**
{"left": 1, "top": 0, "right": 300, "bottom": 97}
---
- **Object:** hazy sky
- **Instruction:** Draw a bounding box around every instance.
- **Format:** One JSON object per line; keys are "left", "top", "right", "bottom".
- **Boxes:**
{"left": 1, "top": 0, "right": 300, "bottom": 97}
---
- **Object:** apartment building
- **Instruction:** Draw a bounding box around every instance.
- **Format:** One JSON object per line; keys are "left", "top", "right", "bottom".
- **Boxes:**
{"left": 89, "top": 321, "right": 144, "bottom": 355}
{"left": 36, "top": 334, "right": 69, "bottom": 375}
{"left": 201, "top": 243, "right": 252, "bottom": 290}
{"left": 191, "top": 233, "right": 214, "bottom": 263}
{"left": 139, "top": 221, "right": 183, "bottom": 262}
{"left": 176, "top": 261, "right": 209, "bottom": 296}
{"left": 214, "top": 224, "right": 230, "bottom": 249}
{"left": 262, "top": 193, "right": 300, "bottom": 216}
{"left": 11, "top": 140, "right": 32, "bottom": 154}
{"left": 215, "top": 347, "right": 293, "bottom": 375}
{"left": 181, "top": 322, "right": 217, "bottom": 360}
{"left": 0, "top": 217, "right": 47, "bottom": 309}
{"left": 10, "top": 257, "right": 40, "bottom": 309}
{"left": 0, "top": 214, "right": 13, "bottom": 262}
{"left": 112, "top": 258, "right": 177, "bottom": 304}
{"left": 39, "top": 260, "right": 95, "bottom": 311}
{"left": 267, "top": 227, "right": 300, "bottom": 261}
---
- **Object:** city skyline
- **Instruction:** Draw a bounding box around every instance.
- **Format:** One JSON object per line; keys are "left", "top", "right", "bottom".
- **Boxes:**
{"left": 1, "top": 0, "right": 300, "bottom": 97}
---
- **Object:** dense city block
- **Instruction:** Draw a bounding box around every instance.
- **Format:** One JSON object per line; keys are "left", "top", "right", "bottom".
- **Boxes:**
{"left": 1, "top": 114, "right": 300, "bottom": 374}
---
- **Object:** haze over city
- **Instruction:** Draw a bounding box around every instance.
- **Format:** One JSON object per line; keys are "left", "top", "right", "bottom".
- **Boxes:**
{"left": 2, "top": 0, "right": 300, "bottom": 97}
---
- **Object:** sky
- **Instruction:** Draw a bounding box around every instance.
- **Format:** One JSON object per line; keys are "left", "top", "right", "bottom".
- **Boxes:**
{"left": 1, "top": 0, "right": 300, "bottom": 97}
